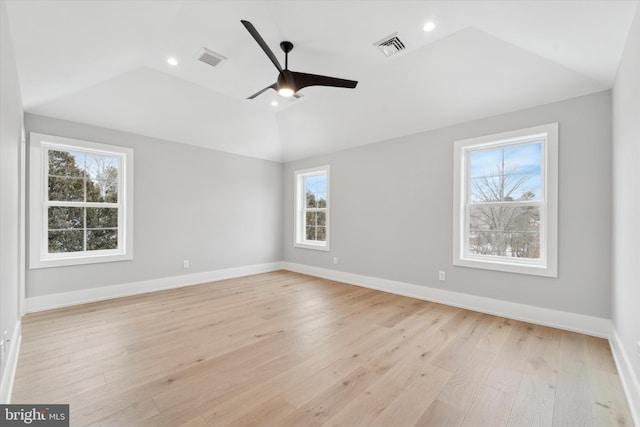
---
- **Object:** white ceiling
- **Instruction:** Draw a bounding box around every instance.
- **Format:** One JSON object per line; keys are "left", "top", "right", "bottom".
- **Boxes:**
{"left": 5, "top": 0, "right": 638, "bottom": 162}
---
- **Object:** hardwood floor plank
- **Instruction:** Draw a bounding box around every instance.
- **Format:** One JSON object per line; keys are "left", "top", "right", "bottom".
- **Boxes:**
{"left": 552, "top": 331, "right": 596, "bottom": 426}
{"left": 323, "top": 340, "right": 451, "bottom": 426}
{"left": 476, "top": 316, "right": 514, "bottom": 354}
{"left": 436, "top": 348, "right": 495, "bottom": 412}
{"left": 176, "top": 416, "right": 209, "bottom": 427}
{"left": 225, "top": 395, "right": 297, "bottom": 427}
{"left": 462, "top": 367, "right": 521, "bottom": 427}
{"left": 11, "top": 271, "right": 632, "bottom": 427}
{"left": 506, "top": 326, "right": 560, "bottom": 427}
{"left": 279, "top": 365, "right": 381, "bottom": 427}
{"left": 367, "top": 363, "right": 451, "bottom": 427}
{"left": 589, "top": 368, "right": 634, "bottom": 426}
{"left": 586, "top": 335, "right": 618, "bottom": 374}
{"left": 415, "top": 399, "right": 466, "bottom": 427}
{"left": 85, "top": 398, "right": 159, "bottom": 427}
{"left": 431, "top": 311, "right": 492, "bottom": 372}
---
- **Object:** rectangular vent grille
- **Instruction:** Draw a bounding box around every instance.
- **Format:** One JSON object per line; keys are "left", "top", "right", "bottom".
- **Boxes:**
{"left": 375, "top": 33, "right": 406, "bottom": 57}
{"left": 196, "top": 47, "right": 227, "bottom": 67}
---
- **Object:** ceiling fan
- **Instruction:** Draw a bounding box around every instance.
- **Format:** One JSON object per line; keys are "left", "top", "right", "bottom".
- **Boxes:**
{"left": 241, "top": 20, "right": 358, "bottom": 100}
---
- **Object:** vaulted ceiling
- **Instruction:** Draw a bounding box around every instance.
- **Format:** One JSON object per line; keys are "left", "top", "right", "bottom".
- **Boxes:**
{"left": 5, "top": 0, "right": 638, "bottom": 162}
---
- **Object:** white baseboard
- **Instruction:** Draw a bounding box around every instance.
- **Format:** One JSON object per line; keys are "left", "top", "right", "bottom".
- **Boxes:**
{"left": 0, "top": 321, "right": 21, "bottom": 404}
{"left": 25, "top": 262, "right": 284, "bottom": 313}
{"left": 283, "top": 262, "right": 610, "bottom": 338}
{"left": 610, "top": 327, "right": 640, "bottom": 426}
{"left": 25, "top": 260, "right": 611, "bottom": 336}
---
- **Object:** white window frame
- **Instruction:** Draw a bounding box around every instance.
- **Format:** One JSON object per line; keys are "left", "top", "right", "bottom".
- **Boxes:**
{"left": 453, "top": 123, "right": 558, "bottom": 277}
{"left": 29, "top": 133, "right": 134, "bottom": 268}
{"left": 294, "top": 165, "right": 330, "bottom": 251}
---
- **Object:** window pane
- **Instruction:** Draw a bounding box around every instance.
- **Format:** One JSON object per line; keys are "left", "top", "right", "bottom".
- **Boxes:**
{"left": 317, "top": 193, "right": 327, "bottom": 208}
{"left": 503, "top": 231, "right": 540, "bottom": 259}
{"left": 48, "top": 150, "right": 85, "bottom": 177}
{"left": 469, "top": 142, "right": 541, "bottom": 202}
{"left": 85, "top": 154, "right": 119, "bottom": 203}
{"left": 468, "top": 230, "right": 501, "bottom": 256}
{"left": 87, "top": 207, "right": 118, "bottom": 229}
{"left": 317, "top": 211, "right": 326, "bottom": 226}
{"left": 503, "top": 143, "right": 542, "bottom": 175}
{"left": 469, "top": 206, "right": 540, "bottom": 259}
{"left": 48, "top": 230, "right": 84, "bottom": 253}
{"left": 306, "top": 190, "right": 317, "bottom": 208}
{"left": 306, "top": 225, "right": 316, "bottom": 240}
{"left": 305, "top": 176, "right": 317, "bottom": 194}
{"left": 468, "top": 231, "right": 540, "bottom": 259}
{"left": 469, "top": 206, "right": 540, "bottom": 232}
{"left": 87, "top": 229, "right": 118, "bottom": 251}
{"left": 48, "top": 176, "right": 84, "bottom": 201}
{"left": 316, "top": 226, "right": 326, "bottom": 241}
{"left": 471, "top": 173, "right": 540, "bottom": 202}
{"left": 48, "top": 207, "right": 83, "bottom": 230}
{"left": 316, "top": 175, "right": 327, "bottom": 193}
{"left": 305, "top": 211, "right": 317, "bottom": 227}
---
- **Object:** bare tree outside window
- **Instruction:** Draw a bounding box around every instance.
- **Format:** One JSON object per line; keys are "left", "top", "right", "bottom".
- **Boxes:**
{"left": 467, "top": 142, "right": 542, "bottom": 259}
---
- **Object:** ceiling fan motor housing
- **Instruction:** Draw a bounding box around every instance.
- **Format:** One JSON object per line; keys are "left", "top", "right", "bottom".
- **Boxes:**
{"left": 277, "top": 69, "right": 296, "bottom": 93}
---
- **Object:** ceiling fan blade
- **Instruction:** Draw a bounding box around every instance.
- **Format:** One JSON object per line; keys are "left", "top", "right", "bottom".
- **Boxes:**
{"left": 247, "top": 83, "right": 277, "bottom": 100}
{"left": 241, "top": 20, "right": 283, "bottom": 73}
{"left": 291, "top": 72, "right": 358, "bottom": 91}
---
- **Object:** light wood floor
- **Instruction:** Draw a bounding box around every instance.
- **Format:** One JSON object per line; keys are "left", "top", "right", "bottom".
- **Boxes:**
{"left": 12, "top": 271, "right": 632, "bottom": 426}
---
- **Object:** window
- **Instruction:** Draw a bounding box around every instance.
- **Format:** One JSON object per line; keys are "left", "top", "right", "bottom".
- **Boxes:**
{"left": 29, "top": 133, "right": 133, "bottom": 268}
{"left": 453, "top": 123, "right": 558, "bottom": 277}
{"left": 294, "top": 166, "right": 330, "bottom": 250}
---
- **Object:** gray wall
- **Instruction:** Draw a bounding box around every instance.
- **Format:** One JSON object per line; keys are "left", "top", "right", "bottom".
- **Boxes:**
{"left": 612, "top": 5, "right": 640, "bottom": 401}
{"left": 0, "top": 0, "right": 23, "bottom": 400}
{"left": 25, "top": 114, "right": 283, "bottom": 298}
{"left": 284, "top": 90, "right": 612, "bottom": 318}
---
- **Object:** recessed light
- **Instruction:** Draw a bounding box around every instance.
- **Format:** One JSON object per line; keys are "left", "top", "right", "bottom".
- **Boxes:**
{"left": 423, "top": 21, "right": 436, "bottom": 32}
{"left": 167, "top": 57, "right": 178, "bottom": 66}
{"left": 271, "top": 100, "right": 279, "bottom": 106}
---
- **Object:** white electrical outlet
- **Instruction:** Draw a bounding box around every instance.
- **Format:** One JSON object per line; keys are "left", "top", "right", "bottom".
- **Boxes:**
{"left": 333, "top": 257, "right": 338, "bottom": 265}
{"left": 182, "top": 259, "right": 189, "bottom": 269}
{"left": 438, "top": 271, "right": 446, "bottom": 281}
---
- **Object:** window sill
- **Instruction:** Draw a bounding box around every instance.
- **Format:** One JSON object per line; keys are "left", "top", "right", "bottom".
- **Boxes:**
{"left": 454, "top": 256, "right": 556, "bottom": 278}
{"left": 30, "top": 251, "right": 133, "bottom": 269}
{"left": 294, "top": 242, "right": 330, "bottom": 251}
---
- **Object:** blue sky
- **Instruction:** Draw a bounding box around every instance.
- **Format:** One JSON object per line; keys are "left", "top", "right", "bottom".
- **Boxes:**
{"left": 305, "top": 175, "right": 327, "bottom": 195}
{"left": 469, "top": 142, "right": 542, "bottom": 201}
{"left": 55, "top": 150, "right": 119, "bottom": 181}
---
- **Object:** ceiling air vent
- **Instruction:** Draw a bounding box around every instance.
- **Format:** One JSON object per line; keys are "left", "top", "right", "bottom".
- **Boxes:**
{"left": 374, "top": 33, "right": 406, "bottom": 57}
{"left": 195, "top": 47, "right": 227, "bottom": 67}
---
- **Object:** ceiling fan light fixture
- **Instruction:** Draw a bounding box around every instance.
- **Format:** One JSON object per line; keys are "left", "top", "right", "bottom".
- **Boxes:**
{"left": 277, "top": 70, "right": 295, "bottom": 97}
{"left": 241, "top": 20, "right": 358, "bottom": 100}
{"left": 278, "top": 87, "right": 294, "bottom": 97}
